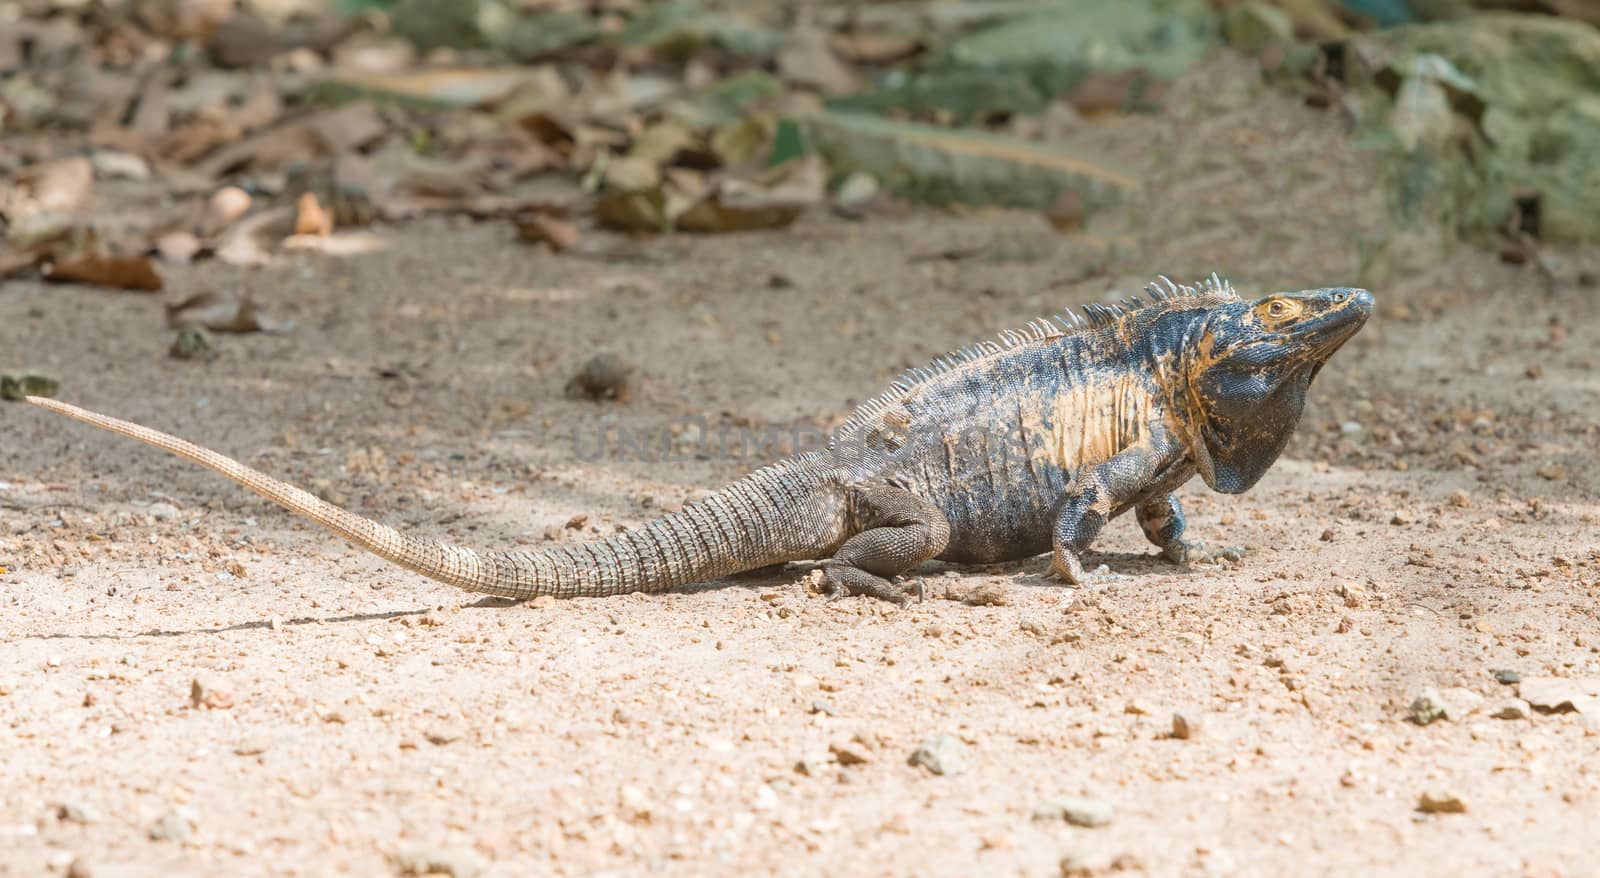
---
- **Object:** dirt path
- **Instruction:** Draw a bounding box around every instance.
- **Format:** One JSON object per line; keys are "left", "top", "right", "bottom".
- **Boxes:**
{"left": 3, "top": 57, "right": 1599, "bottom": 878}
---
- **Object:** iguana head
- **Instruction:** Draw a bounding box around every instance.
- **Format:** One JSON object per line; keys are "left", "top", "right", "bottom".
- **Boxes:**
{"left": 1184, "top": 287, "right": 1374, "bottom": 494}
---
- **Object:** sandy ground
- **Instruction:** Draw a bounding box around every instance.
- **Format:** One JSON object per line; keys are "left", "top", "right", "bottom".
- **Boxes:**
{"left": 3, "top": 56, "right": 1600, "bottom": 878}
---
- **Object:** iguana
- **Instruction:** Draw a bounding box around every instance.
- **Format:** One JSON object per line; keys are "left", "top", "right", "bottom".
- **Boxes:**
{"left": 27, "top": 275, "right": 1372, "bottom": 604}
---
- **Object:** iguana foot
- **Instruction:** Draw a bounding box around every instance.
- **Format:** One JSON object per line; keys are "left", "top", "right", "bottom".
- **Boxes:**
{"left": 1160, "top": 540, "right": 1246, "bottom": 567}
{"left": 819, "top": 564, "right": 922, "bottom": 606}
{"left": 1049, "top": 552, "right": 1125, "bottom": 586}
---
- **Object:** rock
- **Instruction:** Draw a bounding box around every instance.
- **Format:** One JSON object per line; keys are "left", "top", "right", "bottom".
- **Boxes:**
{"left": 1388, "top": 70, "right": 1459, "bottom": 153}
{"left": 203, "top": 186, "right": 253, "bottom": 235}
{"left": 907, "top": 735, "right": 968, "bottom": 776}
{"left": 1407, "top": 687, "right": 1447, "bottom": 725}
{"left": 170, "top": 327, "right": 215, "bottom": 361}
{"left": 829, "top": 737, "right": 872, "bottom": 766}
{"left": 189, "top": 673, "right": 235, "bottom": 710}
{"left": 793, "top": 756, "right": 828, "bottom": 776}
{"left": 1034, "top": 796, "right": 1115, "bottom": 828}
{"left": 56, "top": 801, "right": 100, "bottom": 824}
{"left": 233, "top": 734, "right": 273, "bottom": 756}
{"left": 1408, "top": 686, "right": 1482, "bottom": 724}
{"left": 155, "top": 231, "right": 202, "bottom": 264}
{"left": 0, "top": 372, "right": 60, "bottom": 401}
{"left": 1124, "top": 698, "right": 1157, "bottom": 716}
{"left": 1439, "top": 687, "right": 1484, "bottom": 720}
{"left": 1491, "top": 699, "right": 1531, "bottom": 720}
{"left": 147, "top": 502, "right": 181, "bottom": 521}
{"left": 147, "top": 811, "right": 192, "bottom": 842}
{"left": 959, "top": 582, "right": 1010, "bottom": 606}
{"left": 1222, "top": 3, "right": 1295, "bottom": 55}
{"left": 424, "top": 724, "right": 464, "bottom": 745}
{"left": 833, "top": 171, "right": 879, "bottom": 212}
{"left": 565, "top": 354, "right": 632, "bottom": 403}
{"left": 1518, "top": 677, "right": 1600, "bottom": 716}
{"left": 392, "top": 845, "right": 484, "bottom": 878}
{"left": 1170, "top": 709, "right": 1203, "bottom": 740}
{"left": 1493, "top": 669, "right": 1521, "bottom": 685}
{"left": 1417, "top": 790, "right": 1467, "bottom": 814}
{"left": 618, "top": 784, "right": 653, "bottom": 822}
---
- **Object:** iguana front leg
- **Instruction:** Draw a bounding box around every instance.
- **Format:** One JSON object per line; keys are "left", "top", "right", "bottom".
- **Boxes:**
{"left": 819, "top": 483, "right": 950, "bottom": 605}
{"left": 1137, "top": 493, "right": 1246, "bottom": 567}
{"left": 1050, "top": 446, "right": 1179, "bottom": 585}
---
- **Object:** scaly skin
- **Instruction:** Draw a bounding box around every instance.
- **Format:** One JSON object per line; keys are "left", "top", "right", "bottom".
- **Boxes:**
{"left": 28, "top": 275, "right": 1373, "bottom": 604}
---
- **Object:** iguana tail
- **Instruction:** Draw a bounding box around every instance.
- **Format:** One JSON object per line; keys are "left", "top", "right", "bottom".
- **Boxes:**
{"left": 28, "top": 397, "right": 849, "bottom": 599}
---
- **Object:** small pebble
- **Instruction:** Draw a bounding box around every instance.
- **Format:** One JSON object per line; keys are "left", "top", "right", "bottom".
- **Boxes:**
{"left": 1034, "top": 797, "right": 1115, "bottom": 828}
{"left": 907, "top": 735, "right": 967, "bottom": 776}
{"left": 1170, "top": 709, "right": 1203, "bottom": 740}
{"left": 618, "top": 784, "right": 653, "bottom": 821}
{"left": 1417, "top": 790, "right": 1467, "bottom": 814}
{"left": 565, "top": 354, "right": 632, "bottom": 403}
{"left": 392, "top": 846, "right": 484, "bottom": 878}
{"left": 1491, "top": 699, "right": 1531, "bottom": 720}
{"left": 56, "top": 802, "right": 100, "bottom": 824}
{"left": 829, "top": 738, "right": 872, "bottom": 766}
{"left": 1493, "top": 669, "right": 1521, "bottom": 686}
{"left": 960, "top": 582, "right": 1010, "bottom": 606}
{"left": 147, "top": 811, "right": 192, "bottom": 842}
{"left": 190, "top": 673, "right": 235, "bottom": 710}
{"left": 424, "top": 724, "right": 464, "bottom": 746}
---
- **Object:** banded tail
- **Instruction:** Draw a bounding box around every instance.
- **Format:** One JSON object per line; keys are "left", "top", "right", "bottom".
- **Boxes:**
{"left": 27, "top": 397, "right": 846, "bottom": 599}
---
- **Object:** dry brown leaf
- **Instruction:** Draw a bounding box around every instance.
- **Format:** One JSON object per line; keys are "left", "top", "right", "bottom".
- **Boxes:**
{"left": 198, "top": 101, "right": 387, "bottom": 176}
{"left": 11, "top": 157, "right": 94, "bottom": 216}
{"left": 0, "top": 246, "right": 37, "bottom": 278}
{"left": 44, "top": 253, "right": 163, "bottom": 291}
{"left": 165, "top": 288, "right": 272, "bottom": 333}
{"left": 209, "top": 12, "right": 279, "bottom": 68}
{"left": 130, "top": 72, "right": 172, "bottom": 143}
{"left": 331, "top": 36, "right": 417, "bottom": 74}
{"left": 215, "top": 205, "right": 293, "bottom": 266}
{"left": 676, "top": 156, "right": 825, "bottom": 234}
{"left": 137, "top": 0, "right": 235, "bottom": 41}
{"left": 294, "top": 192, "right": 333, "bottom": 237}
{"left": 160, "top": 117, "right": 237, "bottom": 164}
{"left": 1067, "top": 69, "right": 1166, "bottom": 116}
{"left": 778, "top": 16, "right": 860, "bottom": 96}
{"left": 280, "top": 233, "right": 386, "bottom": 256}
{"left": 305, "top": 101, "right": 389, "bottom": 153}
{"left": 829, "top": 31, "right": 922, "bottom": 65}
{"left": 514, "top": 212, "right": 580, "bottom": 251}
{"left": 320, "top": 69, "right": 536, "bottom": 108}
{"left": 0, "top": 27, "right": 23, "bottom": 72}
{"left": 231, "top": 77, "right": 283, "bottom": 132}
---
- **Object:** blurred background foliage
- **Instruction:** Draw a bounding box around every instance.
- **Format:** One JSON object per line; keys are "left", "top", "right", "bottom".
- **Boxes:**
{"left": 2, "top": 0, "right": 1598, "bottom": 297}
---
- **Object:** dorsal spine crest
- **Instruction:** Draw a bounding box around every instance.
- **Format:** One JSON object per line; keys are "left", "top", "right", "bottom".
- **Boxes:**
{"left": 831, "top": 274, "right": 1238, "bottom": 446}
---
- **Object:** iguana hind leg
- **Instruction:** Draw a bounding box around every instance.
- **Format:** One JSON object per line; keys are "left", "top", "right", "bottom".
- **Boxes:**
{"left": 819, "top": 484, "right": 949, "bottom": 605}
{"left": 1049, "top": 480, "right": 1111, "bottom": 585}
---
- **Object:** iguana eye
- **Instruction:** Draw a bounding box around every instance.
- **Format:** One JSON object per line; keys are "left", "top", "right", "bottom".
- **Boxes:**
{"left": 1267, "top": 300, "right": 1288, "bottom": 318}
